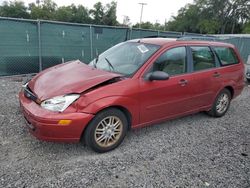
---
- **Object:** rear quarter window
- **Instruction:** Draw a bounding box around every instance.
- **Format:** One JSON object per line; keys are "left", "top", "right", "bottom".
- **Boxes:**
{"left": 214, "top": 47, "right": 238, "bottom": 66}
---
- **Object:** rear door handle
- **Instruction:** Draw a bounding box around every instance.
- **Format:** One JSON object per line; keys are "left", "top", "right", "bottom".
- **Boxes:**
{"left": 179, "top": 79, "right": 188, "bottom": 86}
{"left": 213, "top": 72, "right": 221, "bottom": 78}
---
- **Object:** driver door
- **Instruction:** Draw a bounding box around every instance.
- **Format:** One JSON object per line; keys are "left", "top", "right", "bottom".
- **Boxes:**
{"left": 139, "top": 46, "right": 199, "bottom": 124}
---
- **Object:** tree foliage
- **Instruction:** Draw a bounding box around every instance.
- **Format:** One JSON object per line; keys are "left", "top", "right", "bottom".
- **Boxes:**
{"left": 0, "top": 0, "right": 118, "bottom": 26}
{"left": 0, "top": 1, "right": 29, "bottom": 18}
{"left": 0, "top": 0, "right": 249, "bottom": 33}
{"left": 132, "top": 0, "right": 249, "bottom": 34}
{"left": 242, "top": 22, "right": 250, "bottom": 33}
{"left": 29, "top": 0, "right": 57, "bottom": 20}
{"left": 166, "top": 0, "right": 250, "bottom": 34}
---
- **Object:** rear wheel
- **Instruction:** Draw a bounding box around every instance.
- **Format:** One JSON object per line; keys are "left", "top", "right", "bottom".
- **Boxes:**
{"left": 84, "top": 108, "right": 128, "bottom": 153}
{"left": 207, "top": 88, "right": 231, "bottom": 117}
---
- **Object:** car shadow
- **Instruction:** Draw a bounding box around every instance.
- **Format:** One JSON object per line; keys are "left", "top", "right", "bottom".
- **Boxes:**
{"left": 23, "top": 111, "right": 211, "bottom": 156}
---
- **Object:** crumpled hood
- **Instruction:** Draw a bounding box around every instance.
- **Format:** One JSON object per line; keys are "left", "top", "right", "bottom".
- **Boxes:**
{"left": 28, "top": 60, "right": 121, "bottom": 100}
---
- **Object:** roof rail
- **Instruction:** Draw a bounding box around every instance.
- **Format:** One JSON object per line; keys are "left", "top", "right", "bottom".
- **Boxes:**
{"left": 177, "top": 36, "right": 219, "bottom": 41}
{"left": 143, "top": 35, "right": 179, "bottom": 39}
{"left": 143, "top": 35, "right": 167, "bottom": 38}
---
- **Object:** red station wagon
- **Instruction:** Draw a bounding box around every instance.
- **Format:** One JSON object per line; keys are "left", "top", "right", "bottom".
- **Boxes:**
{"left": 19, "top": 38, "right": 245, "bottom": 153}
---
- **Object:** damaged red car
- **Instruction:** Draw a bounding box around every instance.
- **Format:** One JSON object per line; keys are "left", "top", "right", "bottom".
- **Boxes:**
{"left": 19, "top": 38, "right": 244, "bottom": 153}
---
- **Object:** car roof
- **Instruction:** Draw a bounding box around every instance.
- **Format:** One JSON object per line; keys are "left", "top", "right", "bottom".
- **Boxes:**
{"left": 129, "top": 38, "right": 234, "bottom": 48}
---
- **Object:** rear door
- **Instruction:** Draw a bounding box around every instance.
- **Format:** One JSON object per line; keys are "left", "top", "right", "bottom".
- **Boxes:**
{"left": 187, "top": 45, "right": 222, "bottom": 107}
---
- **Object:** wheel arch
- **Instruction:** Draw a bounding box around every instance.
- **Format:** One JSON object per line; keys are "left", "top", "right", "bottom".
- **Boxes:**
{"left": 80, "top": 96, "right": 139, "bottom": 126}
{"left": 80, "top": 105, "right": 132, "bottom": 143}
{"left": 208, "top": 85, "right": 235, "bottom": 112}
{"left": 224, "top": 85, "right": 234, "bottom": 98}
{"left": 94, "top": 105, "right": 132, "bottom": 130}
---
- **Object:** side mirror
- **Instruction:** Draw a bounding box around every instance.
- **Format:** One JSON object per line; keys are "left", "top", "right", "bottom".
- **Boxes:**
{"left": 146, "top": 71, "right": 169, "bottom": 81}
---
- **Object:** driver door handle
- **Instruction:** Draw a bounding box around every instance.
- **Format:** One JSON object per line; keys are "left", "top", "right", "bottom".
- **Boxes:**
{"left": 179, "top": 79, "right": 188, "bottom": 86}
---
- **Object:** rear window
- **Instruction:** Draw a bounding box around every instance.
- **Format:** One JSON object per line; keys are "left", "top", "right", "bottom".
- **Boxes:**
{"left": 214, "top": 47, "right": 238, "bottom": 66}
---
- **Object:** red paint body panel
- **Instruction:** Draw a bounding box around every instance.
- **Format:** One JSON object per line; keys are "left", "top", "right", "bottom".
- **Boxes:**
{"left": 19, "top": 39, "right": 245, "bottom": 143}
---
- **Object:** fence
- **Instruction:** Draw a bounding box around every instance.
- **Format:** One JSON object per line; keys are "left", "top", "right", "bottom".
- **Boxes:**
{"left": 0, "top": 17, "right": 249, "bottom": 76}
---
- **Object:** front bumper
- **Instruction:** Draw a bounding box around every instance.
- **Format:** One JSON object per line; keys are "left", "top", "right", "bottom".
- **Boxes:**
{"left": 19, "top": 91, "right": 94, "bottom": 143}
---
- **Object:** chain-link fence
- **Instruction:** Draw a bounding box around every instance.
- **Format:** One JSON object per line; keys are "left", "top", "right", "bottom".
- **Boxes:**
{"left": 0, "top": 17, "right": 249, "bottom": 76}
{"left": 0, "top": 17, "right": 182, "bottom": 76}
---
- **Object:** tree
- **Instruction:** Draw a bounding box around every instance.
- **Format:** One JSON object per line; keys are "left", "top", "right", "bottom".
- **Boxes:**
{"left": 197, "top": 20, "right": 220, "bottom": 34}
{"left": 0, "top": 1, "right": 30, "bottom": 18}
{"left": 196, "top": 0, "right": 250, "bottom": 33}
{"left": 29, "top": 0, "right": 57, "bottom": 20}
{"left": 242, "top": 22, "right": 250, "bottom": 33}
{"left": 0, "top": 0, "right": 119, "bottom": 25}
{"left": 89, "top": 2, "right": 105, "bottom": 25}
{"left": 73, "top": 5, "right": 92, "bottom": 24}
{"left": 133, "top": 21, "right": 154, "bottom": 29}
{"left": 54, "top": 6, "right": 74, "bottom": 22}
{"left": 103, "top": 1, "right": 118, "bottom": 26}
{"left": 89, "top": 1, "right": 118, "bottom": 25}
{"left": 166, "top": 0, "right": 250, "bottom": 34}
{"left": 166, "top": 4, "right": 201, "bottom": 33}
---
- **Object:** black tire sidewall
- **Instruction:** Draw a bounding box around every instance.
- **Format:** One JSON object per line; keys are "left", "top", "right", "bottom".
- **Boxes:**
{"left": 84, "top": 108, "right": 128, "bottom": 153}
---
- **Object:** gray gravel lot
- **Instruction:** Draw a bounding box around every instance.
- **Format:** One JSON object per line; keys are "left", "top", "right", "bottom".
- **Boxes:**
{"left": 0, "top": 77, "right": 249, "bottom": 188}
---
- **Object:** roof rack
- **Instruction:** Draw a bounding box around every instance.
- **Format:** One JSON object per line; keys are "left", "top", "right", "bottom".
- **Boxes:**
{"left": 143, "top": 35, "right": 169, "bottom": 38}
{"left": 177, "top": 36, "right": 219, "bottom": 41}
{"left": 142, "top": 35, "right": 220, "bottom": 41}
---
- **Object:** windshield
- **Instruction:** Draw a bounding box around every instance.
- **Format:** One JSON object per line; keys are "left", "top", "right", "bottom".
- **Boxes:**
{"left": 89, "top": 42, "right": 160, "bottom": 76}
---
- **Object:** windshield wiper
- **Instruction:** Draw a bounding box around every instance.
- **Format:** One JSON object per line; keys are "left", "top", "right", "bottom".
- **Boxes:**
{"left": 105, "top": 57, "right": 115, "bottom": 71}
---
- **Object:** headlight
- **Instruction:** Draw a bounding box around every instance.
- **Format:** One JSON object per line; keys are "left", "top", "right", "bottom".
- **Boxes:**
{"left": 41, "top": 94, "right": 80, "bottom": 112}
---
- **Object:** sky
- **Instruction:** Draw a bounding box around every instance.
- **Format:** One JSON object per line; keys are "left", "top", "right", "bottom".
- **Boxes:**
{"left": 0, "top": 0, "right": 194, "bottom": 24}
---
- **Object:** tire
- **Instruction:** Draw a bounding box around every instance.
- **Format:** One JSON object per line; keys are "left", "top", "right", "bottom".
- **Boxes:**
{"left": 84, "top": 108, "right": 128, "bottom": 153}
{"left": 207, "top": 88, "right": 231, "bottom": 117}
{"left": 247, "top": 78, "right": 250, "bottom": 83}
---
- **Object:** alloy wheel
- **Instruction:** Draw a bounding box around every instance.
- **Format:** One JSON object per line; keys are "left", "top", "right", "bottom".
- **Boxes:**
{"left": 216, "top": 93, "right": 230, "bottom": 114}
{"left": 94, "top": 116, "right": 123, "bottom": 148}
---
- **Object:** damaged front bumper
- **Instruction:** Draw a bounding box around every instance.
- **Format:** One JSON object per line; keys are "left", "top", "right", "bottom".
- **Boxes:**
{"left": 19, "top": 91, "right": 94, "bottom": 143}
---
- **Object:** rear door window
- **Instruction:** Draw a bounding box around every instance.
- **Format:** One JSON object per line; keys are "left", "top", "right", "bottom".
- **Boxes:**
{"left": 191, "top": 46, "right": 216, "bottom": 71}
{"left": 213, "top": 47, "right": 238, "bottom": 66}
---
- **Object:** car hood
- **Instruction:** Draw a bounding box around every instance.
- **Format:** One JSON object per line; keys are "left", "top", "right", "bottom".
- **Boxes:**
{"left": 28, "top": 60, "right": 121, "bottom": 100}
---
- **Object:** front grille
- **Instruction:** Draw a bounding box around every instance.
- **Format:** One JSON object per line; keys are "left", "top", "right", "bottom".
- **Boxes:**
{"left": 24, "top": 86, "right": 39, "bottom": 104}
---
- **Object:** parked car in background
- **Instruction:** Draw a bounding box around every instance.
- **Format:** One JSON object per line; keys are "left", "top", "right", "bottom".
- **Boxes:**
{"left": 246, "top": 67, "right": 250, "bottom": 82}
{"left": 19, "top": 38, "right": 245, "bottom": 153}
{"left": 246, "top": 56, "right": 250, "bottom": 83}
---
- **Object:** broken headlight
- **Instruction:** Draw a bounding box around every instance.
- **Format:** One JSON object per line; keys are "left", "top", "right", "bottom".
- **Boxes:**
{"left": 41, "top": 94, "right": 80, "bottom": 112}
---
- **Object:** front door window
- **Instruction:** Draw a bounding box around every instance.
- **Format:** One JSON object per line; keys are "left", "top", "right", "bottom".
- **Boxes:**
{"left": 152, "top": 47, "right": 187, "bottom": 76}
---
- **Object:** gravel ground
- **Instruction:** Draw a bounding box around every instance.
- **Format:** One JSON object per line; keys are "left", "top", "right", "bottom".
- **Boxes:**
{"left": 0, "top": 77, "right": 249, "bottom": 188}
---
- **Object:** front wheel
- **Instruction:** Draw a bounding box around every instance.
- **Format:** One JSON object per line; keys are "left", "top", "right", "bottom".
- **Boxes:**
{"left": 207, "top": 88, "right": 231, "bottom": 117}
{"left": 84, "top": 108, "right": 128, "bottom": 153}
